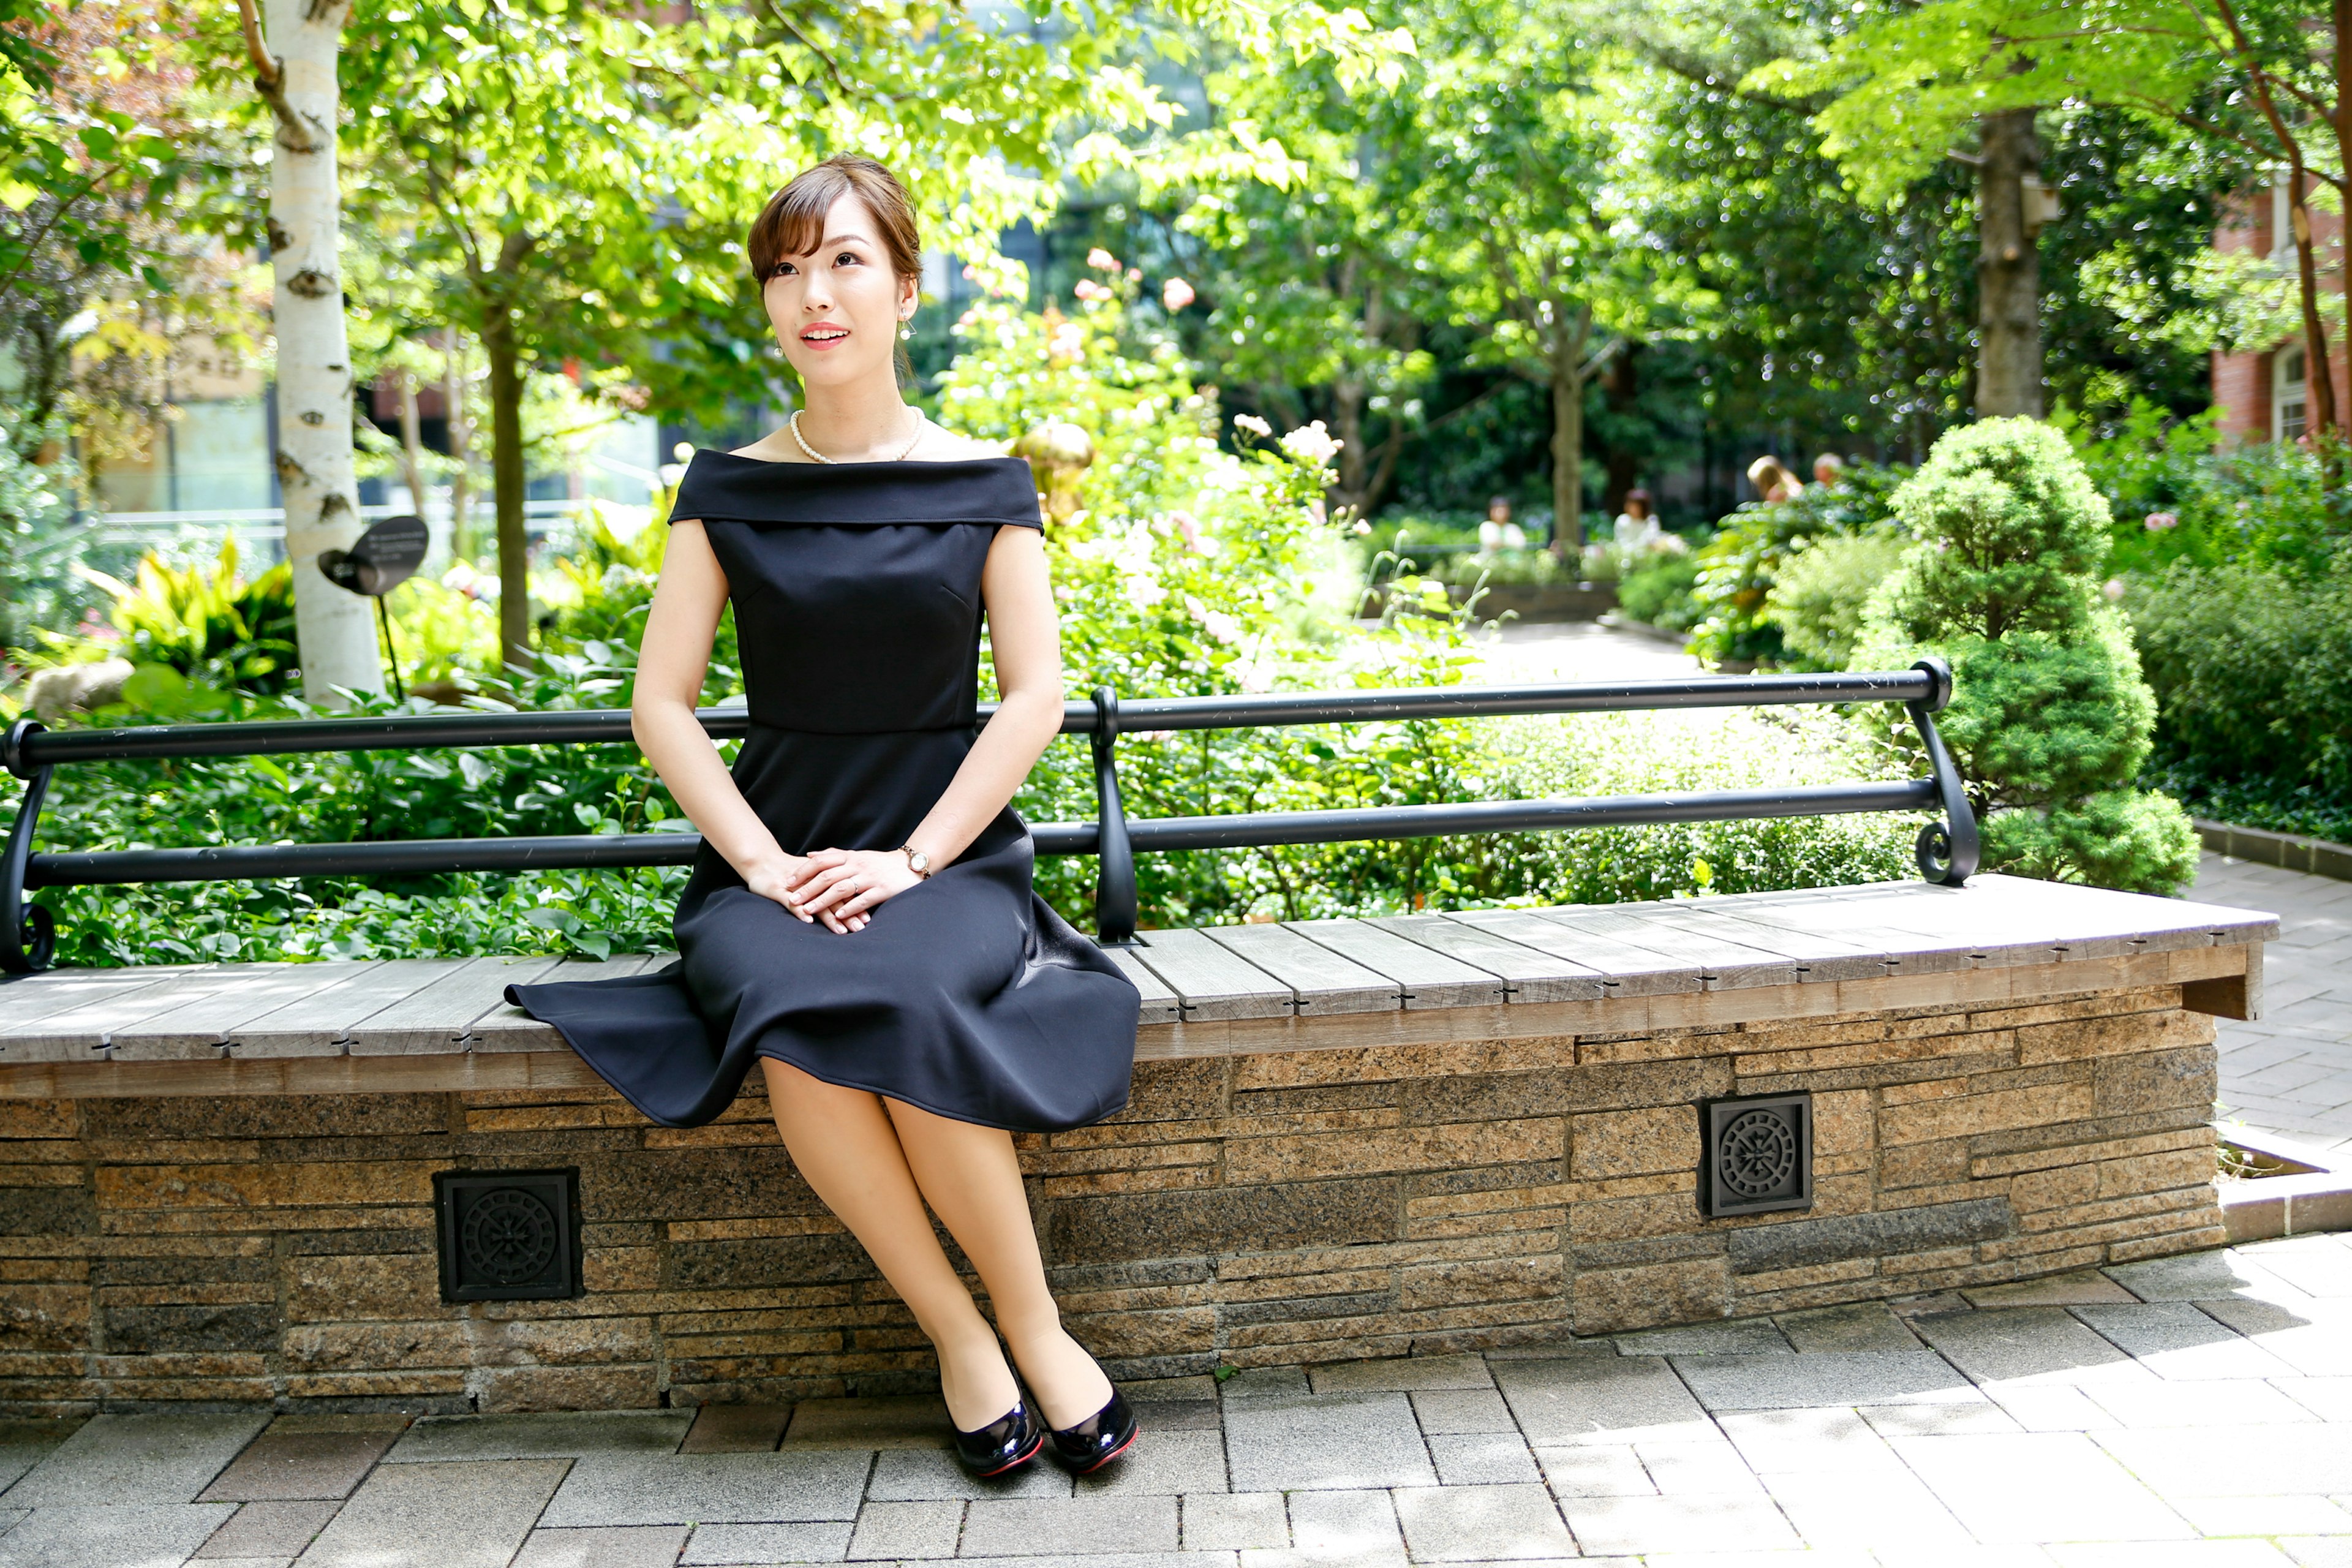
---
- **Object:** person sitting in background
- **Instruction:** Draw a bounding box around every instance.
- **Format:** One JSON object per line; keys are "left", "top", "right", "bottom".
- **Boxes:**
{"left": 1747, "top": 454, "right": 1803, "bottom": 503}
{"left": 1478, "top": 495, "right": 1527, "bottom": 552}
{"left": 1812, "top": 453, "right": 1846, "bottom": 488}
{"left": 1613, "top": 488, "right": 1662, "bottom": 549}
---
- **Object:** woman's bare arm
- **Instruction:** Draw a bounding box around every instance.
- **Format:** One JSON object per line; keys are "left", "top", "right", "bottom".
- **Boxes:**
{"left": 630, "top": 521, "right": 840, "bottom": 929}
{"left": 788, "top": 524, "right": 1065, "bottom": 923}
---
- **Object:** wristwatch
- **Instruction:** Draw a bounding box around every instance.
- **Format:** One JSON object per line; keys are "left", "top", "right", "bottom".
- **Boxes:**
{"left": 899, "top": 845, "right": 932, "bottom": 880}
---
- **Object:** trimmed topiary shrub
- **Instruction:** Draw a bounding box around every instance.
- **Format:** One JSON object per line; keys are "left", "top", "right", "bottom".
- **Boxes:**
{"left": 1858, "top": 417, "right": 2199, "bottom": 895}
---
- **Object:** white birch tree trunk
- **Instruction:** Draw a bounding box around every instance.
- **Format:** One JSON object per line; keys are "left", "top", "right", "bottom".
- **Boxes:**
{"left": 265, "top": 0, "right": 380, "bottom": 700}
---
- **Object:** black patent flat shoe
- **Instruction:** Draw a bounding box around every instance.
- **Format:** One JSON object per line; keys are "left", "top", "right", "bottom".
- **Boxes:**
{"left": 952, "top": 1396, "right": 1044, "bottom": 1479}
{"left": 1047, "top": 1387, "right": 1138, "bottom": 1474}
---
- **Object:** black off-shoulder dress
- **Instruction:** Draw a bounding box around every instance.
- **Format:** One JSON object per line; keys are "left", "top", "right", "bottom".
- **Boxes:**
{"left": 507, "top": 452, "right": 1140, "bottom": 1132}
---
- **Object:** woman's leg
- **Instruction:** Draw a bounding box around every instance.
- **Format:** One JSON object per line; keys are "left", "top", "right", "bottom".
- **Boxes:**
{"left": 759, "top": 1058, "right": 1019, "bottom": 1430}
{"left": 884, "top": 1097, "right": 1114, "bottom": 1430}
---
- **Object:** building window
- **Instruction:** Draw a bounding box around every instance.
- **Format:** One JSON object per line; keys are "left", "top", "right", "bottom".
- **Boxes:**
{"left": 2275, "top": 346, "right": 2308, "bottom": 443}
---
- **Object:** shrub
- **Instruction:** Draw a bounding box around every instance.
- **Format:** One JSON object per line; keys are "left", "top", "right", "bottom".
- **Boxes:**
{"left": 2127, "top": 560, "right": 2352, "bottom": 839}
{"left": 20, "top": 540, "right": 300, "bottom": 698}
{"left": 2068, "top": 399, "right": 2347, "bottom": 579}
{"left": 1615, "top": 549, "right": 1703, "bottom": 631}
{"left": 1858, "top": 417, "right": 2197, "bottom": 894}
{"left": 1764, "top": 533, "right": 1908, "bottom": 671}
{"left": 1686, "top": 462, "right": 1908, "bottom": 667}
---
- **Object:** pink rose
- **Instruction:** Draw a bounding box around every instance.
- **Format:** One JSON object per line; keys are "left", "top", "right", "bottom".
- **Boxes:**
{"left": 1162, "top": 278, "right": 1196, "bottom": 311}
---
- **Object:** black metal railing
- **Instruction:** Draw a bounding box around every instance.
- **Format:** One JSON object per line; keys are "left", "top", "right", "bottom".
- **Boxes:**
{"left": 1, "top": 660, "right": 1980, "bottom": 973}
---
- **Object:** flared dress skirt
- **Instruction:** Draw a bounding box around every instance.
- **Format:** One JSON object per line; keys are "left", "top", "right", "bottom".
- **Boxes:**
{"left": 506, "top": 453, "right": 1140, "bottom": 1132}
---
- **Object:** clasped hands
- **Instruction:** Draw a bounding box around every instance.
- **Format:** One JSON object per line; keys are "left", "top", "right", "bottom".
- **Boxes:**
{"left": 747, "top": 847, "right": 922, "bottom": 933}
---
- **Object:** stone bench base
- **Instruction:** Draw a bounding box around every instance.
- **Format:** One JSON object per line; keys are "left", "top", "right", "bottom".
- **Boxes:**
{"left": 0, "top": 955, "right": 2230, "bottom": 1414}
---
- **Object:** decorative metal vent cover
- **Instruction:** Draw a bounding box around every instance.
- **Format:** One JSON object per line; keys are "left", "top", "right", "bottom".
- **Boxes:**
{"left": 434, "top": 1169, "right": 582, "bottom": 1302}
{"left": 1701, "top": 1093, "right": 1813, "bottom": 1218}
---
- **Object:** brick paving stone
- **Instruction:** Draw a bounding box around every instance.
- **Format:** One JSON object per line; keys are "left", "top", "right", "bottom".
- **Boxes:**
{"left": 1871, "top": 1549, "right": 2060, "bottom": 1568}
{"left": 2256, "top": 1247, "right": 2352, "bottom": 1302}
{"left": 1224, "top": 1395, "right": 1434, "bottom": 1493}
{"left": 846, "top": 1500, "right": 962, "bottom": 1561}
{"left": 1908, "top": 1308, "right": 2158, "bottom": 1388}
{"left": 538, "top": 1450, "right": 870, "bottom": 1527}
{"left": 1553, "top": 1491, "right": 1801, "bottom": 1556}
{"left": 385, "top": 1414, "right": 690, "bottom": 1463}
{"left": 1307, "top": 1355, "right": 1493, "bottom": 1394}
{"left": 1072, "top": 1430, "right": 1224, "bottom": 1496}
{"left": 1, "top": 1413, "right": 270, "bottom": 1509}
{"left": 2092, "top": 1426, "right": 2352, "bottom": 1496}
{"left": 867, "top": 1450, "right": 1071, "bottom": 1502}
{"left": 184, "top": 1559, "right": 293, "bottom": 1568}
{"left": 1888, "top": 1433, "right": 2196, "bottom": 1544}
{"left": 2196, "top": 1301, "right": 2352, "bottom": 1376}
{"left": 1427, "top": 1433, "right": 1540, "bottom": 1485}
{"left": 1182, "top": 1494, "right": 1287, "bottom": 1551}
{"left": 0, "top": 1423, "right": 77, "bottom": 1498}
{"left": 1129, "top": 1401, "right": 1221, "bottom": 1433}
{"left": 1409, "top": 1389, "right": 1515, "bottom": 1434}
{"left": 1390, "top": 1483, "right": 1572, "bottom": 1561}
{"left": 2196, "top": 855, "right": 2352, "bottom": 1155}
{"left": 959, "top": 1495, "right": 1179, "bottom": 1557}
{"left": 1614, "top": 1321, "right": 1793, "bottom": 1356}
{"left": 199, "top": 1431, "right": 401, "bottom": 1502}
{"left": 0, "top": 1504, "right": 239, "bottom": 1568}
{"left": 674, "top": 1521, "right": 854, "bottom": 1564}
{"left": 1531, "top": 1445, "right": 1653, "bottom": 1499}
{"left": 2168, "top": 1496, "right": 2352, "bottom": 1536}
{"left": 1713, "top": 1409, "right": 1912, "bottom": 1476}
{"left": 1985, "top": 1385, "right": 2118, "bottom": 1432}
{"left": 1759, "top": 1469, "right": 1977, "bottom": 1548}
{"left": 1964, "top": 1271, "right": 2139, "bottom": 1308}
{"left": 2278, "top": 1377, "right": 2352, "bottom": 1419}
{"left": 1286, "top": 1489, "right": 1400, "bottom": 1551}
{"left": 510, "top": 1526, "right": 693, "bottom": 1568}
{"left": 2284, "top": 1540, "right": 2352, "bottom": 1567}
{"left": 293, "top": 1459, "right": 570, "bottom": 1568}
{"left": 1855, "top": 1401, "right": 2024, "bottom": 1436}
{"left": 1669, "top": 1351, "right": 1981, "bottom": 1412}
{"left": 783, "top": 1396, "right": 951, "bottom": 1450}
{"left": 1219, "top": 1370, "right": 1311, "bottom": 1403}
{"left": 2079, "top": 1378, "right": 2321, "bottom": 1428}
{"left": 2043, "top": 1545, "right": 2300, "bottom": 1567}
{"left": 680, "top": 1406, "right": 791, "bottom": 1455}
{"left": 1632, "top": 1439, "right": 1763, "bottom": 1495}
{"left": 2106, "top": 1251, "right": 2286, "bottom": 1305}
{"left": 197, "top": 1501, "right": 343, "bottom": 1558}
{"left": 1491, "top": 1357, "right": 1711, "bottom": 1447}
{"left": 2072, "top": 1303, "right": 2304, "bottom": 1381}
{"left": 900, "top": 1558, "right": 1227, "bottom": 1568}
{"left": 1773, "top": 1302, "right": 1920, "bottom": 1353}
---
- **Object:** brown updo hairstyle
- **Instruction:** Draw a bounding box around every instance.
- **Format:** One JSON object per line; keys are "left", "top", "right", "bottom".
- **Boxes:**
{"left": 747, "top": 155, "right": 922, "bottom": 287}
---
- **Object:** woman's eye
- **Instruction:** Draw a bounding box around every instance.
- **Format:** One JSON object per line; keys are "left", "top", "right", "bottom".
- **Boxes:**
{"left": 836, "top": 251, "right": 860, "bottom": 266}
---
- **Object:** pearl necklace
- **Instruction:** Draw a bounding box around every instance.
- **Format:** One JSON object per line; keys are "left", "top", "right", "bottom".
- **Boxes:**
{"left": 789, "top": 407, "right": 927, "bottom": 465}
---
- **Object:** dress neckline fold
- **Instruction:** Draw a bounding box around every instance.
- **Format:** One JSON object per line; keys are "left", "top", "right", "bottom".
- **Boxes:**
{"left": 672, "top": 450, "right": 1043, "bottom": 529}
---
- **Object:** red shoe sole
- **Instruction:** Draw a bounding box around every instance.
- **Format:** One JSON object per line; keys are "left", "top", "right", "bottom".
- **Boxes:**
{"left": 1071, "top": 1423, "right": 1138, "bottom": 1475}
{"left": 972, "top": 1432, "right": 1046, "bottom": 1479}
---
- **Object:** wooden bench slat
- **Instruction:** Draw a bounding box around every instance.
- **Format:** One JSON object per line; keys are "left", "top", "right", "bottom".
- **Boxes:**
{"left": 1543, "top": 907, "right": 1804, "bottom": 990}
{"left": 1283, "top": 918, "right": 1507, "bottom": 1009}
{"left": 0, "top": 968, "right": 230, "bottom": 1061}
{"left": 1376, "top": 914, "right": 1606, "bottom": 1003}
{"left": 1201, "top": 924, "right": 1400, "bottom": 1015}
{"left": 344, "top": 954, "right": 566, "bottom": 1055}
{"left": 1101, "top": 946, "right": 1184, "bottom": 1027}
{"left": 225, "top": 959, "right": 463, "bottom": 1058}
{"left": 1449, "top": 908, "right": 1703, "bottom": 998}
{"left": 470, "top": 954, "right": 660, "bottom": 1050}
{"left": 1128, "top": 929, "right": 1294, "bottom": 1020}
{"left": 108, "top": 962, "right": 344, "bottom": 1060}
{"left": 0, "top": 966, "right": 211, "bottom": 1036}
{"left": 1627, "top": 904, "right": 1898, "bottom": 982}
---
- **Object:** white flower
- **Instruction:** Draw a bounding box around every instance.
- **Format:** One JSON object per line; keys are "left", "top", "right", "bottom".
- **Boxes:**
{"left": 1234, "top": 413, "right": 1273, "bottom": 438}
{"left": 1049, "top": 322, "right": 1085, "bottom": 360}
{"left": 1278, "top": 419, "right": 1343, "bottom": 467}
{"left": 1072, "top": 279, "right": 1110, "bottom": 303}
{"left": 1184, "top": 594, "right": 1242, "bottom": 644}
{"left": 1123, "top": 575, "right": 1167, "bottom": 610}
{"left": 1169, "top": 510, "right": 1204, "bottom": 552}
{"left": 1087, "top": 247, "right": 1119, "bottom": 271}
{"left": 1162, "top": 277, "right": 1197, "bottom": 311}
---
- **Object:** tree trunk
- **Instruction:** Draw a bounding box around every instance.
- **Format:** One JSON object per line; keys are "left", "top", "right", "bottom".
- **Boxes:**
{"left": 264, "top": 0, "right": 380, "bottom": 701}
{"left": 2286, "top": 180, "right": 2340, "bottom": 439}
{"left": 1550, "top": 308, "right": 1590, "bottom": 556}
{"left": 442, "top": 333, "right": 473, "bottom": 561}
{"left": 394, "top": 366, "right": 426, "bottom": 515}
{"left": 481, "top": 304, "right": 530, "bottom": 671}
{"left": 1974, "top": 108, "right": 2045, "bottom": 420}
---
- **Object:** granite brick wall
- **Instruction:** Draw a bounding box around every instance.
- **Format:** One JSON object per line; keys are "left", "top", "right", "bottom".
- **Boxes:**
{"left": 0, "top": 984, "right": 2223, "bottom": 1415}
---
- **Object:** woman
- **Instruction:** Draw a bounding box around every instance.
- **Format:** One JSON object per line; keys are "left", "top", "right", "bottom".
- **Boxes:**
{"left": 1611, "top": 487, "right": 1659, "bottom": 549}
{"left": 1746, "top": 454, "right": 1803, "bottom": 505}
{"left": 508, "top": 156, "right": 1144, "bottom": 1479}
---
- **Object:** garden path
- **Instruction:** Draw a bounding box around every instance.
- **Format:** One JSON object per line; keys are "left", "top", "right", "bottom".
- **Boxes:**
{"left": 1, "top": 1234, "right": 2346, "bottom": 1567}
{"left": 2195, "top": 854, "right": 2352, "bottom": 1158}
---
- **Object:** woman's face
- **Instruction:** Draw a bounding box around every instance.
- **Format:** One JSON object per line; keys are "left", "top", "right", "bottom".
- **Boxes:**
{"left": 762, "top": 191, "right": 918, "bottom": 392}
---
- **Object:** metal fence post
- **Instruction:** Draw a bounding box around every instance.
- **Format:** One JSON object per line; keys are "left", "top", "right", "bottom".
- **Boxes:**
{"left": 1090, "top": 687, "right": 1138, "bottom": 946}
{"left": 2, "top": 720, "right": 56, "bottom": 974}
{"left": 1905, "top": 658, "right": 1980, "bottom": 886}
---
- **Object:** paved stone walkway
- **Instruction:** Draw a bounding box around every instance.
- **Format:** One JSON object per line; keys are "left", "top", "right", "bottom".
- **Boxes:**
{"left": 2193, "top": 854, "right": 2352, "bottom": 1157}
{"left": 2, "top": 1234, "right": 2348, "bottom": 1567}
